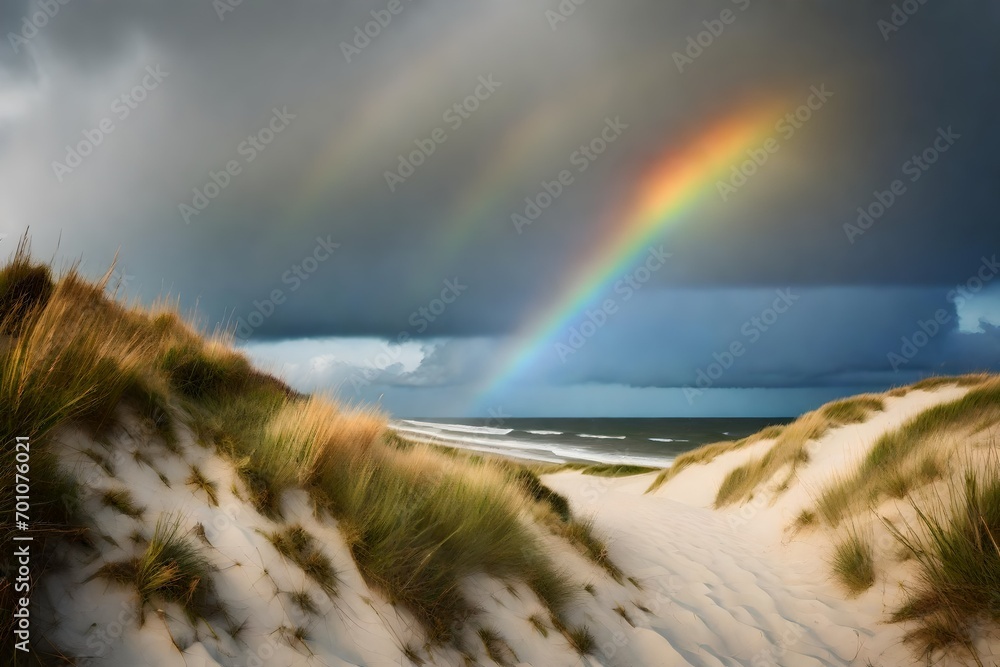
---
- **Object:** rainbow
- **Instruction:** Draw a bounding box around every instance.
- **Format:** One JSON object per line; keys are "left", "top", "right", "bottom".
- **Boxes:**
{"left": 476, "top": 106, "right": 780, "bottom": 406}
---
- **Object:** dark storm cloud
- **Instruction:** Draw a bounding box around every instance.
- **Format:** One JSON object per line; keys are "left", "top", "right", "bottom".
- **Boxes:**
{"left": 523, "top": 286, "right": 998, "bottom": 390}
{"left": 2, "top": 0, "right": 999, "bottom": 413}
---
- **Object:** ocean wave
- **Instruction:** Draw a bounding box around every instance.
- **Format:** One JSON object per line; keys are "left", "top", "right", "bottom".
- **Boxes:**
{"left": 391, "top": 423, "right": 673, "bottom": 467}
{"left": 577, "top": 433, "right": 626, "bottom": 440}
{"left": 392, "top": 425, "right": 558, "bottom": 455}
{"left": 527, "top": 430, "right": 563, "bottom": 435}
{"left": 648, "top": 438, "right": 689, "bottom": 443}
{"left": 400, "top": 419, "right": 512, "bottom": 436}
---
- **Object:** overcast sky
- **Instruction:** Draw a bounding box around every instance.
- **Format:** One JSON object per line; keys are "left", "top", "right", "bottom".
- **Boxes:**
{"left": 2, "top": 0, "right": 998, "bottom": 416}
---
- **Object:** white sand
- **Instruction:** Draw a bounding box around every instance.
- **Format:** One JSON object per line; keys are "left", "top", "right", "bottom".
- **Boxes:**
{"left": 542, "top": 386, "right": 988, "bottom": 666}
{"left": 36, "top": 385, "right": 997, "bottom": 665}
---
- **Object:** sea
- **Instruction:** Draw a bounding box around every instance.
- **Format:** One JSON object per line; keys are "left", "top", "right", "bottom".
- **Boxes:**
{"left": 390, "top": 417, "right": 792, "bottom": 468}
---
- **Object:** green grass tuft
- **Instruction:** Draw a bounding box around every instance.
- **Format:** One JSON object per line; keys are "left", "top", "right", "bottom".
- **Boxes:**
{"left": 565, "top": 625, "right": 596, "bottom": 656}
{"left": 289, "top": 590, "right": 319, "bottom": 616}
{"left": 0, "top": 235, "right": 53, "bottom": 336}
{"left": 886, "top": 466, "right": 1000, "bottom": 661}
{"left": 478, "top": 627, "right": 516, "bottom": 666}
{"left": 508, "top": 466, "right": 571, "bottom": 522}
{"left": 92, "top": 514, "right": 214, "bottom": 624}
{"left": 527, "top": 613, "right": 549, "bottom": 637}
{"left": 832, "top": 529, "right": 876, "bottom": 595}
{"left": 186, "top": 465, "right": 219, "bottom": 506}
{"left": 265, "top": 525, "right": 338, "bottom": 596}
{"left": 100, "top": 488, "right": 145, "bottom": 518}
{"left": 159, "top": 343, "right": 252, "bottom": 401}
{"left": 614, "top": 604, "right": 634, "bottom": 626}
{"left": 555, "top": 517, "right": 622, "bottom": 582}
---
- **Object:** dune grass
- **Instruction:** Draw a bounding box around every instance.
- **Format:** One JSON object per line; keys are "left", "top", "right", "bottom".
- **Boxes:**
{"left": 527, "top": 613, "right": 549, "bottom": 637}
{"left": 552, "top": 517, "right": 622, "bottom": 582}
{"left": 100, "top": 488, "right": 145, "bottom": 519}
{"left": 478, "top": 627, "right": 516, "bottom": 666}
{"left": 820, "top": 396, "right": 886, "bottom": 425}
{"left": 265, "top": 525, "right": 338, "bottom": 595}
{"left": 564, "top": 624, "right": 596, "bottom": 656}
{"left": 186, "top": 465, "right": 219, "bottom": 506}
{"left": 506, "top": 466, "right": 571, "bottom": 522}
{"left": 887, "top": 374, "right": 988, "bottom": 397}
{"left": 0, "top": 245, "right": 617, "bottom": 654}
{"left": 93, "top": 515, "right": 214, "bottom": 624}
{"left": 537, "top": 462, "right": 659, "bottom": 478}
{"left": 614, "top": 603, "right": 634, "bottom": 626}
{"left": 314, "top": 445, "right": 576, "bottom": 641}
{"left": 0, "top": 244, "right": 161, "bottom": 660}
{"left": 814, "top": 380, "right": 1000, "bottom": 525}
{"left": 289, "top": 589, "right": 319, "bottom": 616}
{"left": 713, "top": 396, "right": 885, "bottom": 507}
{"left": 884, "top": 466, "right": 1000, "bottom": 663}
{"left": 831, "top": 529, "right": 876, "bottom": 595}
{"left": 645, "top": 424, "right": 787, "bottom": 493}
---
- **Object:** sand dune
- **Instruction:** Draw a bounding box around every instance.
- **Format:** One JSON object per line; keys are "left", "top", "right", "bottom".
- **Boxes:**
{"left": 33, "top": 381, "right": 999, "bottom": 666}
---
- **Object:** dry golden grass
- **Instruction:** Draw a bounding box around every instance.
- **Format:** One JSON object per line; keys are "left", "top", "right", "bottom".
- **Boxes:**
{"left": 0, "top": 242, "right": 616, "bottom": 653}
{"left": 886, "top": 373, "right": 989, "bottom": 397}
{"left": 882, "top": 458, "right": 1000, "bottom": 664}
{"left": 812, "top": 378, "right": 1000, "bottom": 525}
{"left": 92, "top": 514, "right": 215, "bottom": 624}
{"left": 714, "top": 396, "right": 885, "bottom": 507}
{"left": 831, "top": 527, "right": 876, "bottom": 596}
{"left": 645, "top": 424, "right": 788, "bottom": 493}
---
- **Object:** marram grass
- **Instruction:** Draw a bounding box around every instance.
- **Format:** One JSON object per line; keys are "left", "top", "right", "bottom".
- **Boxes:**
{"left": 0, "top": 240, "right": 612, "bottom": 656}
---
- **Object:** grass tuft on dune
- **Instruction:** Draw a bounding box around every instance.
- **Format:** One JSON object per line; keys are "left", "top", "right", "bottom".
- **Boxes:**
{"left": 92, "top": 514, "right": 215, "bottom": 624}
{"left": 831, "top": 528, "right": 876, "bottom": 596}
{"left": 645, "top": 424, "right": 787, "bottom": 494}
{"left": 885, "top": 463, "right": 1000, "bottom": 661}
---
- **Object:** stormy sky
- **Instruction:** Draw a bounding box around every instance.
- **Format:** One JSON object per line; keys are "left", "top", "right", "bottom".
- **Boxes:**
{"left": 2, "top": 0, "right": 998, "bottom": 416}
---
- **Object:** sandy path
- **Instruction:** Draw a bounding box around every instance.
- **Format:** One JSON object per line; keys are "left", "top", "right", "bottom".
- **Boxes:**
{"left": 544, "top": 472, "right": 880, "bottom": 666}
